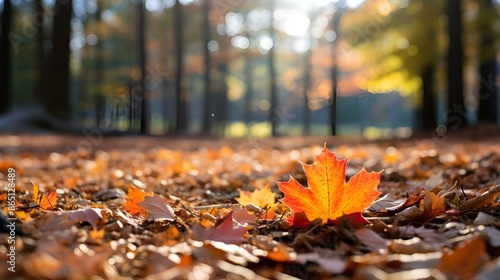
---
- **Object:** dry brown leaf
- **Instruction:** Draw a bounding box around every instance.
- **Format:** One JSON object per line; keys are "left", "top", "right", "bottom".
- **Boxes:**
{"left": 38, "top": 208, "right": 109, "bottom": 231}
{"left": 139, "top": 194, "right": 176, "bottom": 221}
{"left": 232, "top": 208, "right": 256, "bottom": 225}
{"left": 395, "top": 205, "right": 423, "bottom": 223}
{"left": 354, "top": 228, "right": 388, "bottom": 253}
{"left": 191, "top": 211, "right": 247, "bottom": 244}
{"left": 394, "top": 226, "right": 449, "bottom": 244}
{"left": 388, "top": 237, "right": 440, "bottom": 254}
{"left": 459, "top": 185, "right": 500, "bottom": 211}
{"left": 418, "top": 190, "right": 446, "bottom": 223}
{"left": 438, "top": 235, "right": 489, "bottom": 279}
{"left": 295, "top": 253, "right": 346, "bottom": 274}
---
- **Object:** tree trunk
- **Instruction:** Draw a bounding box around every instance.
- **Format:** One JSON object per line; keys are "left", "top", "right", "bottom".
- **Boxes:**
{"left": 478, "top": 61, "right": 497, "bottom": 123}
{"left": 244, "top": 58, "right": 254, "bottom": 134}
{"left": 93, "top": 0, "right": 106, "bottom": 128}
{"left": 268, "top": 0, "right": 278, "bottom": 136}
{"left": 446, "top": 0, "right": 466, "bottom": 129}
{"left": 477, "top": 0, "right": 497, "bottom": 123}
{"left": 202, "top": 0, "right": 212, "bottom": 135}
{"left": 420, "top": 64, "right": 437, "bottom": 129}
{"left": 34, "top": 0, "right": 48, "bottom": 109}
{"left": 0, "top": 0, "right": 12, "bottom": 114}
{"left": 46, "top": 0, "right": 72, "bottom": 120}
{"left": 137, "top": 0, "right": 148, "bottom": 134}
{"left": 302, "top": 47, "right": 311, "bottom": 135}
{"left": 216, "top": 61, "right": 229, "bottom": 136}
{"left": 174, "top": 1, "right": 187, "bottom": 132}
{"left": 330, "top": 10, "right": 343, "bottom": 135}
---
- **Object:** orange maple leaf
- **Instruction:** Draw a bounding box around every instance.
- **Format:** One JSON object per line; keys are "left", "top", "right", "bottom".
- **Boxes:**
{"left": 277, "top": 144, "right": 382, "bottom": 226}
{"left": 124, "top": 185, "right": 152, "bottom": 216}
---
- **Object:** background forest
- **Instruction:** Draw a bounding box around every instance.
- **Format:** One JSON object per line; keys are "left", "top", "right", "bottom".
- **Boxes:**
{"left": 0, "top": 0, "right": 499, "bottom": 138}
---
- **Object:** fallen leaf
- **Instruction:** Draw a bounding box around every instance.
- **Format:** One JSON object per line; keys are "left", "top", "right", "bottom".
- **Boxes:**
{"left": 39, "top": 208, "right": 108, "bottom": 231}
{"left": 32, "top": 182, "right": 58, "bottom": 210}
{"left": 216, "top": 260, "right": 267, "bottom": 280}
{"left": 277, "top": 144, "right": 382, "bottom": 226}
{"left": 235, "top": 185, "right": 276, "bottom": 209}
{"left": 192, "top": 211, "right": 247, "bottom": 244}
{"left": 353, "top": 267, "right": 446, "bottom": 280}
{"left": 190, "top": 240, "right": 259, "bottom": 269}
{"left": 232, "top": 208, "right": 256, "bottom": 225}
{"left": 418, "top": 190, "right": 446, "bottom": 223}
{"left": 139, "top": 245, "right": 181, "bottom": 276}
{"left": 23, "top": 241, "right": 115, "bottom": 279}
{"left": 124, "top": 185, "right": 152, "bottom": 216}
{"left": 266, "top": 243, "right": 295, "bottom": 262}
{"left": 139, "top": 194, "right": 176, "bottom": 221}
{"left": 477, "top": 256, "right": 500, "bottom": 280}
{"left": 295, "top": 252, "right": 346, "bottom": 274}
{"left": 394, "top": 226, "right": 449, "bottom": 244}
{"left": 438, "top": 235, "right": 489, "bottom": 279}
{"left": 388, "top": 237, "right": 440, "bottom": 254}
{"left": 354, "top": 228, "right": 388, "bottom": 253}
{"left": 367, "top": 193, "right": 400, "bottom": 211}
{"left": 395, "top": 205, "right": 423, "bottom": 223}
{"left": 144, "top": 263, "right": 212, "bottom": 280}
{"left": 89, "top": 228, "right": 105, "bottom": 240}
{"left": 480, "top": 226, "right": 500, "bottom": 247}
{"left": 350, "top": 251, "right": 443, "bottom": 273}
{"left": 459, "top": 185, "right": 500, "bottom": 211}
{"left": 369, "top": 193, "right": 423, "bottom": 215}
{"left": 473, "top": 212, "right": 497, "bottom": 226}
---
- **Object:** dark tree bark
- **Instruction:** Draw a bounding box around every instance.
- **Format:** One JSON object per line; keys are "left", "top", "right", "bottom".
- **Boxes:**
{"left": 48, "top": 0, "right": 72, "bottom": 119}
{"left": 420, "top": 64, "right": 437, "bottom": 129}
{"left": 478, "top": 61, "right": 497, "bottom": 123}
{"left": 329, "top": 10, "right": 343, "bottom": 135}
{"left": 174, "top": 1, "right": 187, "bottom": 132}
{"left": 477, "top": 0, "right": 497, "bottom": 123}
{"left": 446, "top": 0, "right": 466, "bottom": 129}
{"left": 46, "top": 0, "right": 72, "bottom": 120}
{"left": 137, "top": 0, "right": 148, "bottom": 134}
{"left": 34, "top": 0, "right": 48, "bottom": 108}
{"left": 268, "top": 0, "right": 278, "bottom": 136}
{"left": 202, "top": 0, "right": 212, "bottom": 134}
{"left": 0, "top": 0, "right": 12, "bottom": 114}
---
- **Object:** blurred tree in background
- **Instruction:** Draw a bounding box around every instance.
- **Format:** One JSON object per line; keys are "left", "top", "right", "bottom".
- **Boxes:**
{"left": 0, "top": 0, "right": 11, "bottom": 115}
{"left": 0, "top": 0, "right": 498, "bottom": 137}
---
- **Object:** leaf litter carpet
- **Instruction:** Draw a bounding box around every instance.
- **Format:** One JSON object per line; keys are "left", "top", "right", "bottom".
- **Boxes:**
{"left": 0, "top": 130, "right": 499, "bottom": 279}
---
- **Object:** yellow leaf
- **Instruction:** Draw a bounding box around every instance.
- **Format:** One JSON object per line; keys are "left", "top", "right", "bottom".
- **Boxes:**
{"left": 236, "top": 185, "right": 276, "bottom": 209}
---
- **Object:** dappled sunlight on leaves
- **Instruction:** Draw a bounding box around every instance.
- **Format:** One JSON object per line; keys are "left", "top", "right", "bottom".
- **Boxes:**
{"left": 1, "top": 134, "right": 499, "bottom": 278}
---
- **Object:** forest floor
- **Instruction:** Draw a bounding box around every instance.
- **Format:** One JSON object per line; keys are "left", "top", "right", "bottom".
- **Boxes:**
{"left": 0, "top": 125, "right": 499, "bottom": 279}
